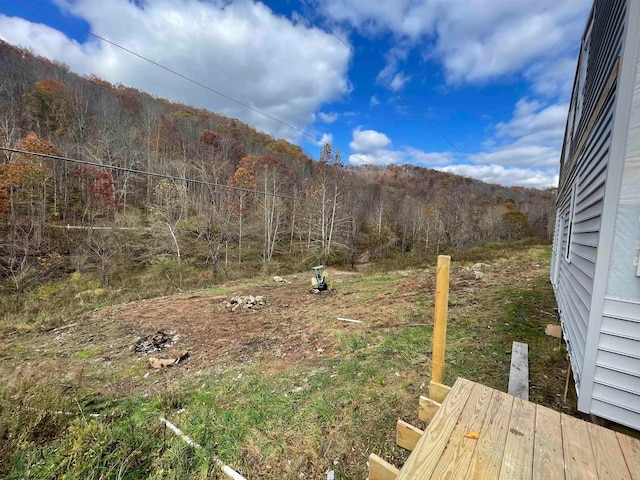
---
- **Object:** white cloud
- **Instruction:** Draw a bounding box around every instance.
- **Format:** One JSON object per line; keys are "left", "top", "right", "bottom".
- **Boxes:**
{"left": 350, "top": 127, "right": 392, "bottom": 152}
{"left": 317, "top": 0, "right": 589, "bottom": 94}
{"left": 469, "top": 145, "right": 560, "bottom": 169}
{"left": 442, "top": 96, "right": 567, "bottom": 186}
{"left": 349, "top": 151, "right": 402, "bottom": 166}
{"left": 494, "top": 98, "right": 568, "bottom": 147}
{"left": 370, "top": 95, "right": 380, "bottom": 106}
{"left": 439, "top": 164, "right": 558, "bottom": 189}
{"left": 404, "top": 148, "right": 454, "bottom": 167}
{"left": 318, "top": 112, "right": 339, "bottom": 123}
{"left": 378, "top": 44, "right": 412, "bottom": 91}
{"left": 525, "top": 57, "right": 578, "bottom": 99}
{"left": 315, "top": 132, "right": 334, "bottom": 146}
{"left": 0, "top": 0, "right": 352, "bottom": 140}
{"left": 389, "top": 72, "right": 411, "bottom": 90}
{"left": 468, "top": 97, "right": 568, "bottom": 169}
{"left": 348, "top": 128, "right": 453, "bottom": 167}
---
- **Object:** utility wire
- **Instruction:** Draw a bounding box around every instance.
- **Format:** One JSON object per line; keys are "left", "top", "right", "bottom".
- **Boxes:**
{"left": 15, "top": 0, "right": 372, "bottom": 166}
{"left": 1, "top": 147, "right": 320, "bottom": 204}
{"left": 296, "top": 0, "right": 471, "bottom": 162}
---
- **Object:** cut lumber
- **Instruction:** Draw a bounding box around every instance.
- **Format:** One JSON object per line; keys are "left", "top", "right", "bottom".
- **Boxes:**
{"left": 369, "top": 453, "right": 399, "bottom": 480}
{"left": 336, "top": 317, "right": 362, "bottom": 324}
{"left": 396, "top": 419, "right": 423, "bottom": 451}
{"left": 508, "top": 342, "right": 529, "bottom": 400}
{"left": 418, "top": 395, "right": 441, "bottom": 424}
{"left": 429, "top": 381, "right": 451, "bottom": 403}
{"left": 431, "top": 255, "right": 450, "bottom": 384}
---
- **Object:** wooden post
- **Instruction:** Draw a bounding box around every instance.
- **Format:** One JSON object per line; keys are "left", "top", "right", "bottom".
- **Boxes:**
{"left": 431, "top": 255, "right": 450, "bottom": 384}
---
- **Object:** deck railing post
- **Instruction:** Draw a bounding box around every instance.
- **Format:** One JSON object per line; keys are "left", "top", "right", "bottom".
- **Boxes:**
{"left": 431, "top": 255, "right": 450, "bottom": 384}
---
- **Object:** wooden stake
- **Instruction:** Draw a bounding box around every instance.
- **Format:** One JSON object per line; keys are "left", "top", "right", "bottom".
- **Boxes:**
{"left": 564, "top": 360, "right": 572, "bottom": 403}
{"left": 431, "top": 255, "right": 450, "bottom": 384}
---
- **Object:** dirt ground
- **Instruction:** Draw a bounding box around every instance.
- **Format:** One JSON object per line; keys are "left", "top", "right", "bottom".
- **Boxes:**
{"left": 1, "top": 252, "right": 560, "bottom": 405}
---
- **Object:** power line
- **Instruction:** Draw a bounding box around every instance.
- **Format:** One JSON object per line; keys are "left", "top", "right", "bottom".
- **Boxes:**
{"left": 296, "top": 0, "right": 471, "bottom": 162}
{"left": 15, "top": 0, "right": 371, "bottom": 166}
{"left": 0, "top": 147, "right": 320, "bottom": 204}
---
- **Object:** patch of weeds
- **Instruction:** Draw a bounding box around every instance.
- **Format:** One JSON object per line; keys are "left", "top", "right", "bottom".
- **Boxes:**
{"left": 202, "top": 285, "right": 235, "bottom": 296}
{"left": 340, "top": 334, "right": 367, "bottom": 352}
{"left": 74, "top": 348, "right": 100, "bottom": 359}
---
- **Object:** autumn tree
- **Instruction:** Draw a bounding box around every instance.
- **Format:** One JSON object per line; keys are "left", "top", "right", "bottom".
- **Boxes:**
{"left": 228, "top": 160, "right": 257, "bottom": 263}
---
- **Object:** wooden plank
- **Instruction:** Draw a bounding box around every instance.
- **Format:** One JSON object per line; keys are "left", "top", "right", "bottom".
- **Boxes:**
{"left": 429, "top": 383, "right": 494, "bottom": 479}
{"left": 508, "top": 342, "right": 529, "bottom": 400}
{"left": 429, "top": 381, "right": 451, "bottom": 403}
{"left": 368, "top": 453, "right": 399, "bottom": 480}
{"left": 396, "top": 378, "right": 475, "bottom": 480}
{"left": 396, "top": 419, "right": 423, "bottom": 451}
{"left": 617, "top": 432, "right": 640, "bottom": 480}
{"left": 498, "top": 397, "right": 536, "bottom": 480}
{"left": 418, "top": 395, "right": 441, "bottom": 424}
{"left": 467, "top": 390, "right": 514, "bottom": 479}
{"left": 532, "top": 405, "right": 564, "bottom": 480}
{"left": 561, "top": 413, "right": 597, "bottom": 480}
{"left": 587, "top": 422, "right": 631, "bottom": 480}
{"left": 431, "top": 255, "right": 450, "bottom": 384}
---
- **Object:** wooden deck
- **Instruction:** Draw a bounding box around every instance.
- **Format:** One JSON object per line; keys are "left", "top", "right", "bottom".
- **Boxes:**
{"left": 391, "top": 378, "right": 640, "bottom": 480}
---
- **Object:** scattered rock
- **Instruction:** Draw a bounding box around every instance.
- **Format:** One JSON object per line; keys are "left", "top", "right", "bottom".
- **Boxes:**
{"left": 273, "top": 276, "right": 286, "bottom": 283}
{"left": 472, "top": 263, "right": 486, "bottom": 280}
{"left": 226, "top": 295, "right": 267, "bottom": 311}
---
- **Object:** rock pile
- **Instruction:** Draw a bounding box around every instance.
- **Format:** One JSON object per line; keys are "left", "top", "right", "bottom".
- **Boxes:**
{"left": 226, "top": 295, "right": 266, "bottom": 311}
{"left": 472, "top": 263, "right": 486, "bottom": 280}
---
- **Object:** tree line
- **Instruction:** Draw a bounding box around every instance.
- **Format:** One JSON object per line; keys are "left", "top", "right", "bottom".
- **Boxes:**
{"left": 0, "top": 40, "right": 555, "bottom": 292}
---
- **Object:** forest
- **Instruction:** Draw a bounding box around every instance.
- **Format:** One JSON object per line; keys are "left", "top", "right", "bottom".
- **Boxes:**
{"left": 0, "top": 39, "right": 556, "bottom": 295}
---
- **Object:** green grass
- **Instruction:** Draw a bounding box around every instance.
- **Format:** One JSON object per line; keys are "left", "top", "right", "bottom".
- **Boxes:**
{"left": 74, "top": 348, "right": 100, "bottom": 359}
{"left": 0, "top": 244, "right": 566, "bottom": 479}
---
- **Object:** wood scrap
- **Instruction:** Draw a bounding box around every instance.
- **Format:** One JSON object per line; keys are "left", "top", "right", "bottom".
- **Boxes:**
{"left": 337, "top": 317, "right": 362, "bottom": 324}
{"left": 148, "top": 352, "right": 189, "bottom": 369}
{"left": 545, "top": 324, "right": 562, "bottom": 338}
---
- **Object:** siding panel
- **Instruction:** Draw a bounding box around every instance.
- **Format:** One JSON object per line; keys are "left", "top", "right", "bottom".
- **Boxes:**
{"left": 552, "top": 0, "right": 626, "bottom": 401}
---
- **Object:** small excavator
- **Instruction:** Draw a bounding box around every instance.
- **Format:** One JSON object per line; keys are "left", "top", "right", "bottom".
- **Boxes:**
{"left": 310, "top": 265, "right": 333, "bottom": 292}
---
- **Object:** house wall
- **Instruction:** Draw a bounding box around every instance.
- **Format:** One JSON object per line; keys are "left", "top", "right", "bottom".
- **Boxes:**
{"left": 590, "top": 22, "right": 640, "bottom": 430}
{"left": 552, "top": 0, "right": 626, "bottom": 393}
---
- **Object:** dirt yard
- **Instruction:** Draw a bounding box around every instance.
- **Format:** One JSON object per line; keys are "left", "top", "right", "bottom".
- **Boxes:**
{"left": 0, "top": 246, "right": 572, "bottom": 479}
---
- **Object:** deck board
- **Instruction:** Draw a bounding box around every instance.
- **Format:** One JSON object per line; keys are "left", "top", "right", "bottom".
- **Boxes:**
{"left": 532, "top": 405, "right": 565, "bottom": 480}
{"left": 430, "top": 383, "right": 493, "bottom": 479}
{"left": 561, "top": 413, "right": 598, "bottom": 480}
{"left": 467, "top": 390, "right": 514, "bottom": 479}
{"left": 391, "top": 378, "right": 640, "bottom": 480}
{"left": 395, "top": 378, "right": 474, "bottom": 479}
{"left": 499, "top": 397, "right": 536, "bottom": 480}
{"left": 588, "top": 422, "right": 631, "bottom": 480}
{"left": 616, "top": 432, "right": 640, "bottom": 480}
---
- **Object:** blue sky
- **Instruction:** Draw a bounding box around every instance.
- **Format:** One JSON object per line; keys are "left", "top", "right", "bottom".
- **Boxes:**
{"left": 0, "top": 0, "right": 592, "bottom": 188}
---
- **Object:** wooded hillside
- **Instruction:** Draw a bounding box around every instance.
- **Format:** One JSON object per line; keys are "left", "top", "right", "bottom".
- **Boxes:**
{"left": 0, "top": 39, "right": 555, "bottom": 292}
